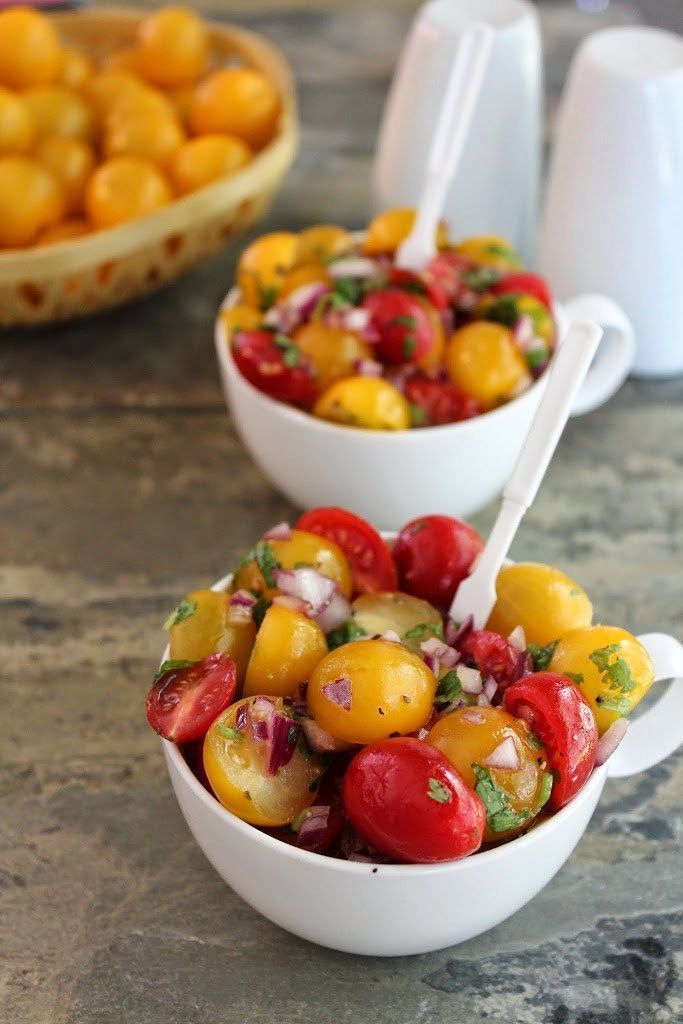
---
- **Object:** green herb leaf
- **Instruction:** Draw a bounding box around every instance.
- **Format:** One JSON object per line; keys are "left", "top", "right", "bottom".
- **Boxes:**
{"left": 273, "top": 332, "right": 300, "bottom": 367}
{"left": 589, "top": 643, "right": 636, "bottom": 697}
{"left": 163, "top": 597, "right": 197, "bottom": 631}
{"left": 472, "top": 764, "right": 532, "bottom": 833}
{"left": 218, "top": 725, "right": 244, "bottom": 742}
{"left": 332, "top": 277, "right": 363, "bottom": 306}
{"left": 390, "top": 314, "right": 418, "bottom": 329}
{"left": 526, "top": 346, "right": 548, "bottom": 371}
{"left": 435, "top": 669, "right": 463, "bottom": 707}
{"left": 485, "top": 242, "right": 521, "bottom": 265}
{"left": 427, "top": 777, "right": 452, "bottom": 804}
{"left": 527, "top": 729, "right": 544, "bottom": 751}
{"left": 326, "top": 618, "right": 368, "bottom": 650}
{"left": 536, "top": 771, "right": 553, "bottom": 812}
{"left": 484, "top": 295, "right": 519, "bottom": 328}
{"left": 403, "top": 622, "right": 445, "bottom": 642}
{"left": 258, "top": 284, "right": 278, "bottom": 309}
{"left": 403, "top": 335, "right": 417, "bottom": 358}
{"left": 396, "top": 277, "right": 427, "bottom": 296}
{"left": 253, "top": 541, "right": 280, "bottom": 588}
{"left": 153, "top": 658, "right": 195, "bottom": 682}
{"left": 587, "top": 643, "right": 621, "bottom": 673}
{"left": 565, "top": 672, "right": 584, "bottom": 685}
{"left": 527, "top": 640, "right": 558, "bottom": 672}
{"left": 408, "top": 401, "right": 428, "bottom": 428}
{"left": 252, "top": 594, "right": 271, "bottom": 627}
{"left": 460, "top": 267, "right": 501, "bottom": 291}
{"left": 595, "top": 694, "right": 631, "bottom": 715}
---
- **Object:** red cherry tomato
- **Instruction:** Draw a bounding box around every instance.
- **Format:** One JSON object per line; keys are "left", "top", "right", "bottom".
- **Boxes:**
{"left": 492, "top": 272, "right": 553, "bottom": 310}
{"left": 388, "top": 266, "right": 450, "bottom": 311}
{"left": 458, "top": 629, "right": 521, "bottom": 690}
{"left": 342, "top": 737, "right": 485, "bottom": 863}
{"left": 362, "top": 288, "right": 439, "bottom": 365}
{"left": 504, "top": 672, "right": 598, "bottom": 810}
{"left": 393, "top": 514, "right": 484, "bottom": 609}
{"left": 232, "top": 329, "right": 316, "bottom": 407}
{"left": 426, "top": 251, "right": 474, "bottom": 305}
{"left": 404, "top": 375, "right": 482, "bottom": 426}
{"left": 146, "top": 654, "right": 237, "bottom": 743}
{"left": 296, "top": 506, "right": 398, "bottom": 594}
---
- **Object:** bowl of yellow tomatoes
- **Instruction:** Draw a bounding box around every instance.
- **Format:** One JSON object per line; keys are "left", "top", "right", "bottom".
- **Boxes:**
{"left": 215, "top": 210, "right": 635, "bottom": 526}
{"left": 0, "top": 5, "right": 298, "bottom": 326}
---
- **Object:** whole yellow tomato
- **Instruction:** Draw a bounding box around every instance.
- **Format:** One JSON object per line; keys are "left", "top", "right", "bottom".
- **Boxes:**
{"left": 0, "top": 157, "right": 63, "bottom": 247}
{"left": 85, "top": 157, "right": 172, "bottom": 229}
{"left": 296, "top": 224, "right": 353, "bottom": 265}
{"left": 136, "top": 6, "right": 208, "bottom": 87}
{"left": 294, "top": 322, "right": 372, "bottom": 392}
{"left": 0, "top": 87, "right": 34, "bottom": 155}
{"left": 308, "top": 639, "right": 436, "bottom": 743}
{"left": 454, "top": 235, "right": 522, "bottom": 271}
{"left": 364, "top": 207, "right": 449, "bottom": 255}
{"left": 244, "top": 604, "right": 327, "bottom": 698}
{"left": 236, "top": 231, "right": 299, "bottom": 308}
{"left": 167, "top": 588, "right": 257, "bottom": 683}
{"left": 23, "top": 86, "right": 94, "bottom": 143}
{"left": 0, "top": 7, "right": 62, "bottom": 89}
{"left": 487, "top": 563, "right": 593, "bottom": 646}
{"left": 35, "top": 136, "right": 95, "bottom": 215}
{"left": 549, "top": 625, "right": 654, "bottom": 734}
{"left": 104, "top": 110, "right": 185, "bottom": 170}
{"left": 313, "top": 376, "right": 411, "bottom": 431}
{"left": 170, "top": 134, "right": 251, "bottom": 195}
{"left": 191, "top": 67, "right": 280, "bottom": 149}
{"left": 446, "top": 321, "right": 530, "bottom": 408}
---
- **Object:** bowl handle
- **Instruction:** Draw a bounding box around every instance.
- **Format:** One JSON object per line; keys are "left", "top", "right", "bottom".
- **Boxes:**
{"left": 561, "top": 294, "right": 635, "bottom": 416}
{"left": 607, "top": 632, "right": 683, "bottom": 779}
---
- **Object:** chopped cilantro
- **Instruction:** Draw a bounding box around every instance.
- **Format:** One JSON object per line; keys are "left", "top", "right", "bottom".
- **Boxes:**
{"left": 253, "top": 541, "right": 280, "bottom": 588}
{"left": 326, "top": 618, "right": 368, "bottom": 650}
{"left": 484, "top": 295, "right": 519, "bottom": 328}
{"left": 565, "top": 672, "right": 584, "bottom": 685}
{"left": 333, "top": 277, "right": 363, "bottom": 305}
{"left": 163, "top": 597, "right": 197, "bottom": 631}
{"left": 403, "top": 622, "right": 444, "bottom": 642}
{"left": 596, "top": 694, "right": 631, "bottom": 715}
{"left": 526, "top": 346, "right": 547, "bottom": 371}
{"left": 153, "top": 658, "right": 194, "bottom": 682}
{"left": 485, "top": 242, "right": 521, "bottom": 265}
{"left": 403, "top": 335, "right": 417, "bottom": 358}
{"left": 589, "top": 643, "right": 636, "bottom": 705}
{"left": 273, "top": 333, "right": 300, "bottom": 367}
{"left": 427, "top": 777, "right": 452, "bottom": 804}
{"left": 218, "top": 725, "right": 244, "bottom": 742}
{"left": 397, "top": 277, "right": 427, "bottom": 296}
{"left": 287, "top": 725, "right": 299, "bottom": 745}
{"left": 435, "top": 669, "right": 463, "bottom": 707}
{"left": 408, "top": 401, "right": 428, "bottom": 427}
{"left": 527, "top": 729, "right": 543, "bottom": 751}
{"left": 527, "top": 640, "right": 558, "bottom": 672}
{"left": 258, "top": 284, "right": 278, "bottom": 309}
{"left": 472, "top": 764, "right": 532, "bottom": 833}
{"left": 536, "top": 771, "right": 553, "bottom": 812}
{"left": 460, "top": 267, "right": 501, "bottom": 291}
{"left": 252, "top": 594, "right": 271, "bottom": 627}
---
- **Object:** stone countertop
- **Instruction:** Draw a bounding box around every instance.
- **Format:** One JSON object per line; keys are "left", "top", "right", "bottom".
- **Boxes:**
{"left": 1, "top": 2, "right": 682, "bottom": 1022}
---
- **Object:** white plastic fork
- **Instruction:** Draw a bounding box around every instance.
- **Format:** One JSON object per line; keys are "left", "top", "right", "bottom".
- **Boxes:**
{"left": 449, "top": 320, "right": 604, "bottom": 629}
{"left": 395, "top": 21, "right": 493, "bottom": 271}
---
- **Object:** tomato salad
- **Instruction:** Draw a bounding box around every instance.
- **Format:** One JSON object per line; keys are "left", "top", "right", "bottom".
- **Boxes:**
{"left": 222, "top": 208, "right": 556, "bottom": 431}
{"left": 147, "top": 508, "right": 654, "bottom": 864}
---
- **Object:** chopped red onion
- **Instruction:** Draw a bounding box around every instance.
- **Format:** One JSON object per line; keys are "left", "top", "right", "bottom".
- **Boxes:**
{"left": 420, "top": 637, "right": 460, "bottom": 670}
{"left": 514, "top": 650, "right": 534, "bottom": 681}
{"left": 508, "top": 626, "right": 527, "bottom": 653}
{"left": 325, "top": 305, "right": 380, "bottom": 343}
{"left": 316, "top": 591, "right": 352, "bottom": 633}
{"left": 595, "top": 719, "right": 629, "bottom": 766}
{"left": 482, "top": 736, "right": 521, "bottom": 771}
{"left": 422, "top": 651, "right": 439, "bottom": 675}
{"left": 327, "top": 256, "right": 379, "bottom": 279}
{"left": 253, "top": 696, "right": 275, "bottom": 713}
{"left": 379, "top": 630, "right": 402, "bottom": 644}
{"left": 274, "top": 567, "right": 336, "bottom": 616}
{"left": 248, "top": 696, "right": 275, "bottom": 741}
{"left": 477, "top": 692, "right": 492, "bottom": 707}
{"left": 461, "top": 709, "right": 486, "bottom": 725}
{"left": 287, "top": 282, "right": 331, "bottom": 321}
{"left": 354, "top": 357, "right": 383, "bottom": 378}
{"left": 230, "top": 589, "right": 257, "bottom": 609}
{"left": 302, "top": 717, "right": 354, "bottom": 754}
{"left": 457, "top": 665, "right": 483, "bottom": 694}
{"left": 296, "top": 805, "right": 331, "bottom": 848}
{"left": 235, "top": 704, "right": 248, "bottom": 731}
{"left": 250, "top": 718, "right": 269, "bottom": 741}
{"left": 227, "top": 604, "right": 253, "bottom": 625}
{"left": 263, "top": 521, "right": 292, "bottom": 541}
{"left": 483, "top": 676, "right": 498, "bottom": 702}
{"left": 446, "top": 615, "right": 474, "bottom": 648}
{"left": 322, "top": 676, "right": 352, "bottom": 711}
{"left": 267, "top": 712, "right": 299, "bottom": 775}
{"left": 513, "top": 314, "right": 534, "bottom": 345}
{"left": 440, "top": 308, "right": 455, "bottom": 336}
{"left": 272, "top": 593, "right": 312, "bottom": 615}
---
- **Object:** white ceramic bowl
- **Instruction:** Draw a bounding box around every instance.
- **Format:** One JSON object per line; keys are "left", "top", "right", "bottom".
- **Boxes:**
{"left": 215, "top": 291, "right": 635, "bottom": 529}
{"left": 161, "top": 569, "right": 683, "bottom": 956}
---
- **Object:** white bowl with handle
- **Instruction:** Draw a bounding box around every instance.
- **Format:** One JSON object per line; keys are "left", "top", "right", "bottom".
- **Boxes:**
{"left": 215, "top": 292, "right": 634, "bottom": 529}
{"left": 161, "top": 567, "right": 683, "bottom": 957}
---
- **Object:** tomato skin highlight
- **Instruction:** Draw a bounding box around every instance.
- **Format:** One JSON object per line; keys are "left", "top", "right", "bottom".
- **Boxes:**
{"left": 362, "top": 288, "right": 439, "bottom": 366}
{"left": 296, "top": 506, "right": 398, "bottom": 594}
{"left": 404, "top": 374, "right": 482, "bottom": 426}
{"left": 492, "top": 272, "right": 553, "bottom": 310}
{"left": 232, "top": 329, "right": 316, "bottom": 407}
{"left": 146, "top": 653, "right": 238, "bottom": 743}
{"left": 343, "top": 737, "right": 485, "bottom": 863}
{"left": 394, "top": 514, "right": 484, "bottom": 609}
{"left": 504, "top": 672, "right": 598, "bottom": 810}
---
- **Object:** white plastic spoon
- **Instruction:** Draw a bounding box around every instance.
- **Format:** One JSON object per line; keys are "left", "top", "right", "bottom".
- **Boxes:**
{"left": 395, "top": 21, "right": 493, "bottom": 271}
{"left": 449, "top": 320, "right": 603, "bottom": 629}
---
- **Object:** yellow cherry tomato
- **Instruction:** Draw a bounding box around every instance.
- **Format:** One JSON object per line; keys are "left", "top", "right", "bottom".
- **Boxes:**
{"left": 85, "top": 157, "right": 172, "bottom": 229}
{"left": 296, "top": 224, "right": 353, "bottom": 266}
{"left": 0, "top": 87, "right": 33, "bottom": 155}
{"left": 170, "top": 134, "right": 251, "bottom": 195}
{"left": 106, "top": 86, "right": 177, "bottom": 129}
{"left": 427, "top": 706, "right": 549, "bottom": 841}
{"left": 166, "top": 84, "right": 195, "bottom": 129}
{"left": 486, "top": 563, "right": 593, "bottom": 647}
{"left": 23, "top": 86, "right": 94, "bottom": 144}
{"left": 168, "top": 589, "right": 257, "bottom": 684}
{"left": 59, "top": 48, "right": 93, "bottom": 91}
{"left": 190, "top": 67, "right": 281, "bottom": 149}
{"left": 415, "top": 296, "right": 446, "bottom": 370}
{"left": 244, "top": 604, "right": 327, "bottom": 698}
{"left": 236, "top": 231, "right": 299, "bottom": 308}
{"left": 35, "top": 136, "right": 95, "bottom": 215}
{"left": 308, "top": 639, "right": 437, "bottom": 743}
{"left": 350, "top": 592, "right": 443, "bottom": 655}
{"left": 446, "top": 321, "right": 530, "bottom": 408}
{"left": 549, "top": 626, "right": 654, "bottom": 735}
{"left": 219, "top": 303, "right": 263, "bottom": 341}
{"left": 233, "top": 529, "right": 353, "bottom": 600}
{"left": 454, "top": 234, "right": 522, "bottom": 271}
{"left": 279, "top": 262, "right": 331, "bottom": 298}
{"left": 313, "top": 376, "right": 411, "bottom": 431}
{"left": 136, "top": 6, "right": 208, "bottom": 87}
{"left": 104, "top": 111, "right": 185, "bottom": 170}
{"left": 364, "top": 207, "right": 449, "bottom": 255}
{"left": 86, "top": 70, "right": 146, "bottom": 121}
{"left": 204, "top": 697, "right": 323, "bottom": 826}
{"left": 37, "top": 218, "right": 89, "bottom": 245}
{"left": 0, "top": 7, "right": 61, "bottom": 89}
{"left": 0, "top": 157, "right": 63, "bottom": 247}
{"left": 294, "top": 322, "right": 372, "bottom": 391}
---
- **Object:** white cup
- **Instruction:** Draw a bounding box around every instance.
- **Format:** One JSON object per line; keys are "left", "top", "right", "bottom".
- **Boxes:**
{"left": 373, "top": 0, "right": 542, "bottom": 265}
{"left": 540, "top": 27, "right": 683, "bottom": 379}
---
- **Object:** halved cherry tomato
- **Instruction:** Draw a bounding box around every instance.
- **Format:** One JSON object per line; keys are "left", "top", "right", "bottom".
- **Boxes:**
{"left": 459, "top": 629, "right": 521, "bottom": 691}
{"left": 492, "top": 272, "right": 552, "bottom": 310}
{"left": 296, "top": 506, "right": 398, "bottom": 594}
{"left": 343, "top": 737, "right": 485, "bottom": 863}
{"left": 232, "top": 329, "right": 316, "bottom": 407}
{"left": 425, "top": 250, "right": 475, "bottom": 307}
{"left": 404, "top": 375, "right": 482, "bottom": 426}
{"left": 361, "top": 288, "right": 439, "bottom": 366}
{"left": 388, "top": 266, "right": 450, "bottom": 311}
{"left": 264, "top": 755, "right": 348, "bottom": 854}
{"left": 503, "top": 672, "right": 598, "bottom": 810}
{"left": 146, "top": 653, "right": 237, "bottom": 743}
{"left": 393, "top": 514, "right": 484, "bottom": 609}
